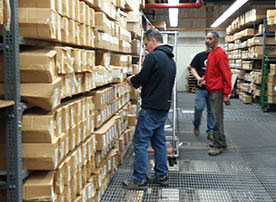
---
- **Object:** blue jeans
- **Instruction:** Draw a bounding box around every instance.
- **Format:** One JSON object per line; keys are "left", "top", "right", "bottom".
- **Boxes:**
{"left": 132, "top": 108, "right": 168, "bottom": 182}
{"left": 193, "top": 88, "right": 214, "bottom": 135}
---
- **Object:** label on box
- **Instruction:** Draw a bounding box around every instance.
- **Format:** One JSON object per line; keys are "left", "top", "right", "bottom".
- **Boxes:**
{"left": 55, "top": 149, "right": 59, "bottom": 168}
{"left": 88, "top": 144, "right": 92, "bottom": 158}
{"left": 82, "top": 105, "right": 86, "bottom": 120}
{"left": 78, "top": 149, "right": 82, "bottom": 164}
{"left": 58, "top": 117, "right": 62, "bottom": 134}
{"left": 87, "top": 116, "right": 91, "bottom": 131}
{"left": 103, "top": 164, "right": 107, "bottom": 175}
{"left": 66, "top": 136, "right": 69, "bottom": 154}
{"left": 83, "top": 125, "right": 87, "bottom": 139}
{"left": 78, "top": 127, "right": 81, "bottom": 143}
{"left": 50, "top": 120, "right": 54, "bottom": 139}
{"left": 83, "top": 145, "right": 87, "bottom": 159}
{"left": 68, "top": 165, "right": 71, "bottom": 181}
{"left": 99, "top": 175, "right": 102, "bottom": 187}
{"left": 82, "top": 190, "right": 86, "bottom": 202}
{"left": 72, "top": 133, "right": 76, "bottom": 150}
{"left": 88, "top": 184, "right": 94, "bottom": 198}
{"left": 51, "top": 187, "right": 55, "bottom": 201}
{"left": 93, "top": 136, "right": 96, "bottom": 150}
{"left": 79, "top": 174, "right": 82, "bottom": 190}
{"left": 66, "top": 112, "right": 69, "bottom": 130}
{"left": 54, "top": 88, "right": 60, "bottom": 108}
{"left": 108, "top": 159, "right": 111, "bottom": 170}
{"left": 60, "top": 141, "right": 65, "bottom": 160}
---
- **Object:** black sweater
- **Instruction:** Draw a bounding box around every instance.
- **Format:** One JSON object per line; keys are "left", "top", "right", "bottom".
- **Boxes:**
{"left": 131, "top": 45, "right": 176, "bottom": 111}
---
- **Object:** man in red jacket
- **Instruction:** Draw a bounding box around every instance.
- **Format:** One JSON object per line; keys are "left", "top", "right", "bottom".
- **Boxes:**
{"left": 202, "top": 31, "right": 232, "bottom": 156}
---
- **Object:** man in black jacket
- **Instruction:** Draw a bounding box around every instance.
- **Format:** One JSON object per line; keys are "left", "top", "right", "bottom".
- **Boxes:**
{"left": 122, "top": 29, "right": 176, "bottom": 190}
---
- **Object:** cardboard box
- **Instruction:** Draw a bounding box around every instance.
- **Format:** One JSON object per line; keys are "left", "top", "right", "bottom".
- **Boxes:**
{"left": 61, "top": 17, "right": 69, "bottom": 43}
{"left": 23, "top": 171, "right": 56, "bottom": 201}
{"left": 267, "top": 82, "right": 276, "bottom": 95}
{"left": 22, "top": 109, "right": 56, "bottom": 143}
{"left": 95, "top": 12, "right": 110, "bottom": 33}
{"left": 79, "top": 1, "right": 86, "bottom": 24}
{"left": 267, "top": 9, "right": 276, "bottom": 18}
{"left": 268, "top": 95, "right": 276, "bottom": 103}
{"left": 0, "top": 77, "right": 62, "bottom": 111}
{"left": 271, "top": 64, "right": 276, "bottom": 75}
{"left": 239, "top": 92, "right": 252, "bottom": 104}
{"left": 0, "top": 49, "right": 57, "bottom": 83}
{"left": 247, "top": 37, "right": 276, "bottom": 46}
{"left": 96, "top": 52, "right": 111, "bottom": 67}
{"left": 131, "top": 39, "right": 140, "bottom": 55}
{"left": 19, "top": 8, "right": 57, "bottom": 40}
{"left": 267, "top": 73, "right": 276, "bottom": 84}
{"left": 22, "top": 137, "right": 59, "bottom": 170}
{"left": 54, "top": 161, "right": 65, "bottom": 194}
{"left": 127, "top": 114, "right": 136, "bottom": 126}
{"left": 127, "top": 22, "right": 142, "bottom": 35}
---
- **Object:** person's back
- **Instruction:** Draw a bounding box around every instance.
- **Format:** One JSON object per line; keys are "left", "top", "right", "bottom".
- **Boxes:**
{"left": 140, "top": 45, "right": 176, "bottom": 111}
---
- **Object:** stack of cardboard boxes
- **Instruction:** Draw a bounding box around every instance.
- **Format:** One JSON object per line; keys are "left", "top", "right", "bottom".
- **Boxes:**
{"left": 225, "top": 8, "right": 276, "bottom": 104}
{"left": 0, "top": 0, "right": 144, "bottom": 201}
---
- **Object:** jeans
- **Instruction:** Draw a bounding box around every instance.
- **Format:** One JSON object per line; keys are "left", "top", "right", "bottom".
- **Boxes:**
{"left": 209, "top": 92, "right": 226, "bottom": 148}
{"left": 132, "top": 108, "right": 168, "bottom": 182}
{"left": 193, "top": 88, "right": 214, "bottom": 135}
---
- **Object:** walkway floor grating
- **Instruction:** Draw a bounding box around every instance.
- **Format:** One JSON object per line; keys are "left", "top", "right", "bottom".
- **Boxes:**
{"left": 100, "top": 93, "right": 276, "bottom": 202}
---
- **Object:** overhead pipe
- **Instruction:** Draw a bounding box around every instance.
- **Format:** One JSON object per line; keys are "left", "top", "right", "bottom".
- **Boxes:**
{"left": 145, "top": 0, "right": 203, "bottom": 9}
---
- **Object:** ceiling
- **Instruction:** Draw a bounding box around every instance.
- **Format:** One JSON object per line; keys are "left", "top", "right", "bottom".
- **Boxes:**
{"left": 144, "top": 0, "right": 275, "bottom": 30}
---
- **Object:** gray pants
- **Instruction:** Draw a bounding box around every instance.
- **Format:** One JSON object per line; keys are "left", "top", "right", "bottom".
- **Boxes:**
{"left": 209, "top": 92, "right": 226, "bottom": 147}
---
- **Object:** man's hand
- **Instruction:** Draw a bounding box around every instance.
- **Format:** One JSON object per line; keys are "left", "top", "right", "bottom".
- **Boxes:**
{"left": 224, "top": 96, "right": 231, "bottom": 105}
{"left": 198, "top": 78, "right": 206, "bottom": 87}
{"left": 126, "top": 76, "right": 133, "bottom": 87}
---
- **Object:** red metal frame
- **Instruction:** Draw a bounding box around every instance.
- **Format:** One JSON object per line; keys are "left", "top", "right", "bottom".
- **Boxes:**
{"left": 145, "top": 0, "right": 203, "bottom": 9}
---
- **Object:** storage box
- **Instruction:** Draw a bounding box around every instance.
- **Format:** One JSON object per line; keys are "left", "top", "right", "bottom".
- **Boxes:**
{"left": 239, "top": 92, "right": 252, "bottom": 104}
{"left": 268, "top": 95, "right": 276, "bottom": 103}
{"left": 0, "top": 49, "right": 57, "bottom": 83}
{"left": 267, "top": 73, "right": 276, "bottom": 84}
{"left": 0, "top": 77, "right": 62, "bottom": 111}
{"left": 23, "top": 171, "right": 56, "bottom": 201}
{"left": 22, "top": 137, "right": 59, "bottom": 170}
{"left": 22, "top": 109, "right": 56, "bottom": 143}
{"left": 19, "top": 8, "right": 57, "bottom": 40}
{"left": 131, "top": 39, "right": 140, "bottom": 55}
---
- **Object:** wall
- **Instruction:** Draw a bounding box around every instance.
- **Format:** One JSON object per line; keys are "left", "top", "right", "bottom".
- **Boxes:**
{"left": 175, "top": 31, "right": 225, "bottom": 91}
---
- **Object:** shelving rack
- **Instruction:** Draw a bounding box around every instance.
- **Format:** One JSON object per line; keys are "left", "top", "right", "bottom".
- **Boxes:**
{"left": 0, "top": 0, "right": 27, "bottom": 201}
{"left": 259, "top": 18, "right": 276, "bottom": 112}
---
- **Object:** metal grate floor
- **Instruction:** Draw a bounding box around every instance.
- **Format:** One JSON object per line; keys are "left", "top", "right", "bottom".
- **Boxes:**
{"left": 100, "top": 92, "right": 276, "bottom": 202}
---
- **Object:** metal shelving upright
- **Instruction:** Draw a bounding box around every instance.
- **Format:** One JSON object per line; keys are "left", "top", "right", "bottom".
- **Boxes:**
{"left": 0, "top": 0, "right": 26, "bottom": 201}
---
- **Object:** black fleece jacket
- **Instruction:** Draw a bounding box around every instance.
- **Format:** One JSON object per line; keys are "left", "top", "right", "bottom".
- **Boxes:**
{"left": 131, "top": 45, "right": 176, "bottom": 111}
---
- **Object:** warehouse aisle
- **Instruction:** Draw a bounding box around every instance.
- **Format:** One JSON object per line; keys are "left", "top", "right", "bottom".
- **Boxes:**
{"left": 100, "top": 92, "right": 276, "bottom": 202}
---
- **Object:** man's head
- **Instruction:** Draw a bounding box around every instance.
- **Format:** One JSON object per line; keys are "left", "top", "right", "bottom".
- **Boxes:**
{"left": 206, "top": 31, "right": 219, "bottom": 50}
{"left": 144, "top": 29, "right": 163, "bottom": 52}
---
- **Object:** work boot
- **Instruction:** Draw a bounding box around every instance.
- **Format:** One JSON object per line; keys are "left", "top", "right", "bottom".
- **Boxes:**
{"left": 207, "top": 134, "right": 214, "bottom": 141}
{"left": 122, "top": 179, "right": 147, "bottom": 190}
{"left": 208, "top": 148, "right": 223, "bottom": 156}
{"left": 147, "top": 174, "right": 168, "bottom": 186}
{"left": 209, "top": 142, "right": 227, "bottom": 149}
{"left": 194, "top": 127, "right": 200, "bottom": 136}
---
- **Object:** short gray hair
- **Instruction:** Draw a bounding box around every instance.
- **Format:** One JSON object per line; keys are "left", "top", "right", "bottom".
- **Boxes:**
{"left": 210, "top": 31, "right": 220, "bottom": 39}
{"left": 144, "top": 29, "right": 163, "bottom": 43}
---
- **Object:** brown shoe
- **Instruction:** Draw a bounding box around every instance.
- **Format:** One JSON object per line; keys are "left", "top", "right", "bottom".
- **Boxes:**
{"left": 194, "top": 127, "right": 200, "bottom": 136}
{"left": 208, "top": 148, "right": 223, "bottom": 156}
{"left": 208, "top": 142, "right": 227, "bottom": 149}
{"left": 207, "top": 134, "right": 214, "bottom": 141}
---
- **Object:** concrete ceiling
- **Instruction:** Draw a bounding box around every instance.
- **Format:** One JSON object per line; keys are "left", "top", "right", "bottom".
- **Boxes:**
{"left": 144, "top": 0, "right": 275, "bottom": 30}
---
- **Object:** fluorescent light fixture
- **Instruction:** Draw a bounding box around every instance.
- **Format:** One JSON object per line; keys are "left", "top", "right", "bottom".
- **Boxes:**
{"left": 211, "top": 0, "right": 249, "bottom": 27}
{"left": 168, "top": 0, "right": 179, "bottom": 27}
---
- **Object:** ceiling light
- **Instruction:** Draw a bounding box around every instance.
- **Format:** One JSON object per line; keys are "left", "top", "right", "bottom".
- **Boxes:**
{"left": 168, "top": 0, "right": 179, "bottom": 27}
{"left": 211, "top": 0, "right": 249, "bottom": 28}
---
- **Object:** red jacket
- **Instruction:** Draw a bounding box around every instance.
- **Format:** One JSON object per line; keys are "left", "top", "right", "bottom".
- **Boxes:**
{"left": 205, "top": 47, "right": 232, "bottom": 97}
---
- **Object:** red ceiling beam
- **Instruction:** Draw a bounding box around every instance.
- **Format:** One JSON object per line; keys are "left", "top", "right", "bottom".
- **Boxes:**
{"left": 145, "top": 0, "right": 203, "bottom": 9}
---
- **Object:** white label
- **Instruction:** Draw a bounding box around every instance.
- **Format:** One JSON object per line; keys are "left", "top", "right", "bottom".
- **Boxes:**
{"left": 68, "top": 165, "right": 71, "bottom": 182}
{"left": 58, "top": 117, "right": 62, "bottom": 134}
{"left": 82, "top": 190, "right": 86, "bottom": 202}
{"left": 71, "top": 110, "right": 74, "bottom": 125}
{"left": 83, "top": 125, "right": 87, "bottom": 139}
{"left": 83, "top": 145, "right": 87, "bottom": 159}
{"left": 88, "top": 145, "right": 92, "bottom": 158}
{"left": 53, "top": 88, "right": 59, "bottom": 108}
{"left": 97, "top": 114, "right": 101, "bottom": 122}
{"left": 78, "top": 127, "right": 81, "bottom": 143}
{"left": 78, "top": 149, "right": 82, "bottom": 164}
{"left": 108, "top": 159, "right": 111, "bottom": 170}
{"left": 50, "top": 120, "right": 54, "bottom": 139}
{"left": 93, "top": 136, "right": 96, "bottom": 150}
{"left": 88, "top": 184, "right": 94, "bottom": 198}
{"left": 66, "top": 112, "right": 69, "bottom": 130}
{"left": 91, "top": 119, "right": 94, "bottom": 132}
{"left": 55, "top": 149, "right": 59, "bottom": 168}
{"left": 72, "top": 133, "right": 76, "bottom": 150}
{"left": 79, "top": 174, "right": 82, "bottom": 190}
{"left": 60, "top": 141, "right": 65, "bottom": 160}
{"left": 66, "top": 136, "right": 69, "bottom": 154}
{"left": 103, "top": 164, "right": 106, "bottom": 175}
{"left": 87, "top": 116, "right": 91, "bottom": 132}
